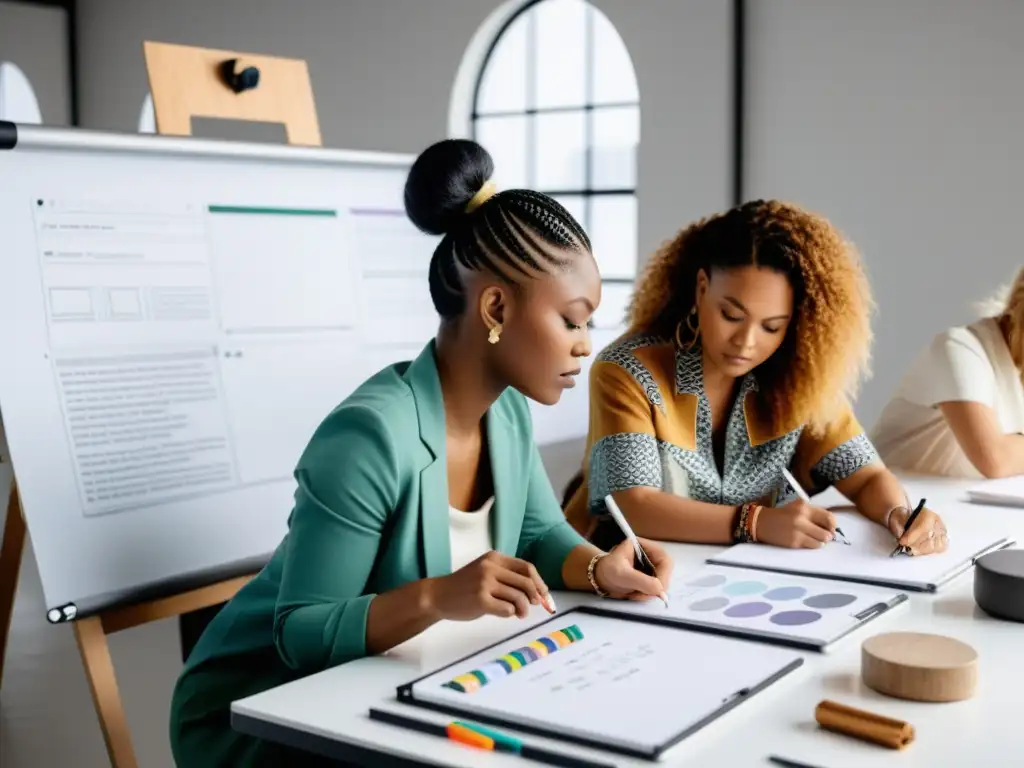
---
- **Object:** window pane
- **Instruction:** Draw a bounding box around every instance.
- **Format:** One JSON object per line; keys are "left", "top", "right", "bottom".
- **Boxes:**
{"left": 551, "top": 194, "right": 587, "bottom": 232}
{"left": 476, "top": 12, "right": 528, "bottom": 114}
{"left": 593, "top": 281, "right": 633, "bottom": 329}
{"left": 0, "top": 61, "right": 43, "bottom": 123}
{"left": 474, "top": 115, "right": 528, "bottom": 189}
{"left": 534, "top": 111, "right": 586, "bottom": 190}
{"left": 591, "top": 105, "right": 639, "bottom": 189}
{"left": 589, "top": 195, "right": 637, "bottom": 279}
{"left": 591, "top": 8, "right": 639, "bottom": 104}
{"left": 533, "top": 0, "right": 586, "bottom": 109}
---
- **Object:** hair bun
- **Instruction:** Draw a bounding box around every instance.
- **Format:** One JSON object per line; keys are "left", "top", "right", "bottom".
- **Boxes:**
{"left": 404, "top": 139, "right": 495, "bottom": 236}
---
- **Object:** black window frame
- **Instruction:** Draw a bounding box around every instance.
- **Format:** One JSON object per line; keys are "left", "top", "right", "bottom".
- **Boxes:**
{"left": 469, "top": 0, "right": 640, "bottom": 286}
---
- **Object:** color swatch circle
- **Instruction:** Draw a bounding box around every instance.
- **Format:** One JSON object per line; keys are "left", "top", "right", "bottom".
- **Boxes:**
{"left": 770, "top": 610, "right": 821, "bottom": 626}
{"left": 724, "top": 601, "right": 772, "bottom": 618}
{"left": 687, "top": 574, "right": 728, "bottom": 588}
{"left": 763, "top": 586, "right": 807, "bottom": 601}
{"left": 804, "top": 593, "right": 857, "bottom": 609}
{"left": 689, "top": 596, "right": 730, "bottom": 612}
{"left": 723, "top": 580, "right": 767, "bottom": 596}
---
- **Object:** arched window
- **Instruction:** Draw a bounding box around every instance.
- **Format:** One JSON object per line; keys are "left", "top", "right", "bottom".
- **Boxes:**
{"left": 0, "top": 61, "right": 43, "bottom": 123}
{"left": 470, "top": 0, "right": 640, "bottom": 297}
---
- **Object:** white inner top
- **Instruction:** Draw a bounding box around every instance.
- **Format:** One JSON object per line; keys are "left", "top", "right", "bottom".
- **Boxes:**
{"left": 448, "top": 495, "right": 495, "bottom": 571}
{"left": 871, "top": 316, "right": 1024, "bottom": 477}
{"left": 383, "top": 496, "right": 497, "bottom": 666}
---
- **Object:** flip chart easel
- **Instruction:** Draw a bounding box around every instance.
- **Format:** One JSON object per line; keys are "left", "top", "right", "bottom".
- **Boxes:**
{"left": 0, "top": 40, "right": 323, "bottom": 768}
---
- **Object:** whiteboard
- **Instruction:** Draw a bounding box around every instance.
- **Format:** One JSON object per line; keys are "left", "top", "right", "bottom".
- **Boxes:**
{"left": 0, "top": 123, "right": 615, "bottom": 619}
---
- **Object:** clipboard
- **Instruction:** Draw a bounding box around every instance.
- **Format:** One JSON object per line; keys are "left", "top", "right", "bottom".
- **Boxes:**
{"left": 706, "top": 510, "right": 1015, "bottom": 593}
{"left": 394, "top": 608, "right": 804, "bottom": 760}
{"left": 575, "top": 564, "right": 909, "bottom": 652}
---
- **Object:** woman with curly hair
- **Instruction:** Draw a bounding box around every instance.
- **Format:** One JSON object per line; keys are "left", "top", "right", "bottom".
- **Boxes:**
{"left": 562, "top": 199, "right": 948, "bottom": 555}
{"left": 871, "top": 267, "right": 1024, "bottom": 478}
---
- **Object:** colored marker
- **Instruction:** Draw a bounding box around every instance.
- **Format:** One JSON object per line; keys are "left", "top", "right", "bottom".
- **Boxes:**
{"left": 368, "top": 708, "right": 615, "bottom": 768}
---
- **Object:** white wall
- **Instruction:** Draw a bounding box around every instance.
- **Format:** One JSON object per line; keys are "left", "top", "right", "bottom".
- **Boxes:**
{"left": 2, "top": 2, "right": 732, "bottom": 766}
{"left": 745, "top": 0, "right": 1024, "bottom": 427}
{"left": 0, "top": 0, "right": 70, "bottom": 124}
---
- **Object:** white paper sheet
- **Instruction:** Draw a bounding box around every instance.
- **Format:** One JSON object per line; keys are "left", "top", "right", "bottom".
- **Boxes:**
{"left": 405, "top": 611, "right": 802, "bottom": 756}
{"left": 708, "top": 510, "right": 1013, "bottom": 591}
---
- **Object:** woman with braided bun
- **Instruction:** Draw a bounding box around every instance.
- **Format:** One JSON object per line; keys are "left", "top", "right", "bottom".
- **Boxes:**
{"left": 563, "top": 199, "right": 949, "bottom": 557}
{"left": 169, "top": 139, "right": 672, "bottom": 768}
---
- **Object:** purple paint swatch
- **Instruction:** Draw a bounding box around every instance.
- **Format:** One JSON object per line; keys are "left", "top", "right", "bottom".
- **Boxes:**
{"left": 804, "top": 593, "right": 857, "bottom": 609}
{"left": 763, "top": 586, "right": 807, "bottom": 601}
{"left": 770, "top": 610, "right": 822, "bottom": 626}
{"left": 689, "top": 596, "right": 730, "bottom": 612}
{"left": 687, "top": 574, "right": 728, "bottom": 588}
{"left": 724, "top": 601, "right": 772, "bottom": 618}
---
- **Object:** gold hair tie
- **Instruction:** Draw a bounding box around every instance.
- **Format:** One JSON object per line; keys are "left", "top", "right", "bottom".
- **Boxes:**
{"left": 465, "top": 180, "right": 497, "bottom": 213}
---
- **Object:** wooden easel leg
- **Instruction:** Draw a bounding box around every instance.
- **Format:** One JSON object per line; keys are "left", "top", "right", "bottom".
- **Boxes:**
{"left": 0, "top": 482, "right": 26, "bottom": 691}
{"left": 74, "top": 617, "right": 138, "bottom": 768}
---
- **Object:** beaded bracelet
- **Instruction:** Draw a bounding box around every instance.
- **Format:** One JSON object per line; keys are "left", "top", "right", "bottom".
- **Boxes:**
{"left": 749, "top": 503, "right": 762, "bottom": 542}
{"left": 733, "top": 502, "right": 761, "bottom": 543}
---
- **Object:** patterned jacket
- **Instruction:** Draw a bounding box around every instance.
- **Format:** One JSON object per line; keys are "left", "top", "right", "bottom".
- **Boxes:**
{"left": 562, "top": 334, "right": 880, "bottom": 540}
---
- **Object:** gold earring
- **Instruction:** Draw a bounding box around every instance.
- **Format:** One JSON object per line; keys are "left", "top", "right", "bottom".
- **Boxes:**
{"left": 675, "top": 307, "right": 700, "bottom": 351}
{"left": 488, "top": 324, "right": 502, "bottom": 344}
{"left": 686, "top": 306, "right": 699, "bottom": 336}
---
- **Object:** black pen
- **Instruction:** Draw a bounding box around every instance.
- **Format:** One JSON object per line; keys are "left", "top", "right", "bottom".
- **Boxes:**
{"left": 889, "top": 498, "right": 927, "bottom": 557}
{"left": 368, "top": 708, "right": 615, "bottom": 768}
{"left": 769, "top": 755, "right": 829, "bottom": 768}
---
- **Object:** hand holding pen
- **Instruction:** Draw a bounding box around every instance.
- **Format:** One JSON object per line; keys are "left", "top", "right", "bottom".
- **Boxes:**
{"left": 753, "top": 468, "right": 846, "bottom": 549}
{"left": 887, "top": 498, "right": 949, "bottom": 556}
{"left": 601, "top": 495, "right": 673, "bottom": 606}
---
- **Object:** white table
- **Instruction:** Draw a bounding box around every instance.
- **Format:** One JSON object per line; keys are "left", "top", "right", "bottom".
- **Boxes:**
{"left": 232, "top": 477, "right": 1024, "bottom": 767}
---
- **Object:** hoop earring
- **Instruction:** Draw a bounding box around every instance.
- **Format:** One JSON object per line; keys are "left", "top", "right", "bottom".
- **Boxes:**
{"left": 488, "top": 324, "right": 502, "bottom": 345}
{"left": 675, "top": 307, "right": 700, "bottom": 352}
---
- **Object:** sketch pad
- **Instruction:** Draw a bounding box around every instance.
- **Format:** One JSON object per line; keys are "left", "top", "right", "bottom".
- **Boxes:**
{"left": 580, "top": 564, "right": 908, "bottom": 651}
{"left": 967, "top": 476, "right": 1024, "bottom": 508}
{"left": 395, "top": 609, "right": 803, "bottom": 759}
{"left": 707, "top": 511, "right": 1014, "bottom": 592}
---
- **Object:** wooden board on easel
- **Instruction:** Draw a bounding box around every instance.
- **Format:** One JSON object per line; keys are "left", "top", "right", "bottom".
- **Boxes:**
{"left": 0, "top": 40, "right": 323, "bottom": 768}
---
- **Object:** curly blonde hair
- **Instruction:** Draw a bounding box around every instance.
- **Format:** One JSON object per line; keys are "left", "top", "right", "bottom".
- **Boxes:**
{"left": 627, "top": 199, "right": 874, "bottom": 437}
{"left": 1004, "top": 268, "right": 1024, "bottom": 373}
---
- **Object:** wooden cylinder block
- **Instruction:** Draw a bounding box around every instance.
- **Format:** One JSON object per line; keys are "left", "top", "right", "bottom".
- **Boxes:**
{"left": 814, "top": 699, "right": 915, "bottom": 749}
{"left": 861, "top": 632, "right": 977, "bottom": 702}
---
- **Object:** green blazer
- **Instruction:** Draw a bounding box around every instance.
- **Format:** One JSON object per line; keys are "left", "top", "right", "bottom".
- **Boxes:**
{"left": 169, "top": 341, "right": 586, "bottom": 768}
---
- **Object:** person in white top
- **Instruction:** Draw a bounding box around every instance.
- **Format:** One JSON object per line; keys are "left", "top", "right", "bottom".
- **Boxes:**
{"left": 871, "top": 267, "right": 1024, "bottom": 478}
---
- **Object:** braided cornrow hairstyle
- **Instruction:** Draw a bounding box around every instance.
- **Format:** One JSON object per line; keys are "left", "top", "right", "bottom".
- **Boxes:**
{"left": 404, "top": 139, "right": 591, "bottom": 319}
{"left": 628, "top": 199, "right": 873, "bottom": 437}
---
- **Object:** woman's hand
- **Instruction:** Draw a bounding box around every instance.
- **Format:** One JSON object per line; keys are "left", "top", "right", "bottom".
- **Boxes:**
{"left": 886, "top": 504, "right": 949, "bottom": 556}
{"left": 756, "top": 500, "right": 836, "bottom": 548}
{"left": 427, "top": 551, "right": 555, "bottom": 621}
{"left": 593, "top": 538, "right": 673, "bottom": 601}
